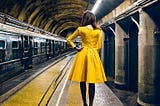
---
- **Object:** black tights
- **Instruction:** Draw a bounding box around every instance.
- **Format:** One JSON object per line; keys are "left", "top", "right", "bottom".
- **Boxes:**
{"left": 80, "top": 82, "right": 95, "bottom": 106}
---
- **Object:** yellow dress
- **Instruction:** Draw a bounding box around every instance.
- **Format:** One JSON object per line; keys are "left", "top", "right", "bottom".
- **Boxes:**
{"left": 67, "top": 26, "right": 107, "bottom": 83}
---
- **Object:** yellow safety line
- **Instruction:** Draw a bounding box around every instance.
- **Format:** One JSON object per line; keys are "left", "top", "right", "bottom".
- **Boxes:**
{"left": 55, "top": 57, "right": 73, "bottom": 106}
{"left": 40, "top": 58, "right": 72, "bottom": 106}
{"left": 2, "top": 57, "right": 70, "bottom": 106}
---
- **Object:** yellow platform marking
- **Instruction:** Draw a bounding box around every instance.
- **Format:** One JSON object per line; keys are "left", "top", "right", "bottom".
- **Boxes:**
{"left": 40, "top": 57, "right": 73, "bottom": 106}
{"left": 56, "top": 68, "right": 71, "bottom": 106}
{"left": 2, "top": 57, "right": 70, "bottom": 106}
{"left": 66, "top": 82, "right": 82, "bottom": 106}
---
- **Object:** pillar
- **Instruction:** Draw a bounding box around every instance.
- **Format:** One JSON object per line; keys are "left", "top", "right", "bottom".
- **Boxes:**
{"left": 114, "top": 23, "right": 127, "bottom": 88}
{"left": 138, "top": 10, "right": 160, "bottom": 106}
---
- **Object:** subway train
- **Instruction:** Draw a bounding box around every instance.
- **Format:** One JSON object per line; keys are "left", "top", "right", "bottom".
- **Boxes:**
{"left": 0, "top": 19, "right": 72, "bottom": 83}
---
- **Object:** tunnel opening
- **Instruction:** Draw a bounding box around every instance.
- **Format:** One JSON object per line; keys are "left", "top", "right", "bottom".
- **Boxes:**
{"left": 60, "top": 28, "right": 76, "bottom": 37}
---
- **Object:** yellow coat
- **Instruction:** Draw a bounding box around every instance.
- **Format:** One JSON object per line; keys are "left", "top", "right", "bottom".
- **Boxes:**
{"left": 67, "top": 26, "right": 107, "bottom": 83}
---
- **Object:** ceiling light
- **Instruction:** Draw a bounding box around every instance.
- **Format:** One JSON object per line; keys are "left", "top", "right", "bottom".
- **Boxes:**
{"left": 91, "top": 0, "right": 103, "bottom": 14}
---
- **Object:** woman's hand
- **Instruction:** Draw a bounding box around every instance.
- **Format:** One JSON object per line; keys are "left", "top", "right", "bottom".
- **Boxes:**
{"left": 74, "top": 47, "right": 83, "bottom": 52}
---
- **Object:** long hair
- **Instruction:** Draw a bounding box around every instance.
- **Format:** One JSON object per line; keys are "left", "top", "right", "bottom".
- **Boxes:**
{"left": 80, "top": 10, "right": 99, "bottom": 29}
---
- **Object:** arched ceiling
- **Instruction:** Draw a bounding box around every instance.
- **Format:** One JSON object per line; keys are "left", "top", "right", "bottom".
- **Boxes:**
{"left": 0, "top": 0, "right": 124, "bottom": 37}
{"left": 0, "top": 0, "right": 96, "bottom": 37}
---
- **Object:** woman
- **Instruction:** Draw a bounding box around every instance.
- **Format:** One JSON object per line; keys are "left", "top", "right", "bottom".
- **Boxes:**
{"left": 67, "top": 10, "right": 107, "bottom": 106}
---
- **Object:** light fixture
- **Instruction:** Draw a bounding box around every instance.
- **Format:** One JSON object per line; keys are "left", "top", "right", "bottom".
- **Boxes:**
{"left": 91, "top": 0, "right": 103, "bottom": 14}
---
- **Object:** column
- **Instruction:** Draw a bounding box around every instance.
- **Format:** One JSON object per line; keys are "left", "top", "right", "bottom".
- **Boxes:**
{"left": 138, "top": 10, "right": 160, "bottom": 106}
{"left": 114, "top": 23, "right": 127, "bottom": 88}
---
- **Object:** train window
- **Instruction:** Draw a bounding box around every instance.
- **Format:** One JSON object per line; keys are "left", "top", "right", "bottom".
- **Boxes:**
{"left": 34, "top": 42, "right": 38, "bottom": 55}
{"left": 0, "top": 40, "right": 5, "bottom": 49}
{"left": 24, "top": 37, "right": 28, "bottom": 52}
{"left": 12, "top": 41, "right": 19, "bottom": 49}
{"left": 12, "top": 41, "right": 19, "bottom": 59}
{"left": 34, "top": 42, "right": 38, "bottom": 48}
{"left": 40, "top": 42, "right": 45, "bottom": 53}
{"left": 40, "top": 42, "right": 45, "bottom": 47}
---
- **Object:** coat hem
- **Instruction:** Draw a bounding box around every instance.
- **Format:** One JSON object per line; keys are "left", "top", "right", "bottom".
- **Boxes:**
{"left": 68, "top": 79, "right": 107, "bottom": 83}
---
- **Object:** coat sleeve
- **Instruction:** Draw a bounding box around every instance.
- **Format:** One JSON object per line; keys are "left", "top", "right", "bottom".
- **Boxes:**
{"left": 97, "top": 30, "right": 102, "bottom": 52}
{"left": 66, "top": 27, "right": 80, "bottom": 48}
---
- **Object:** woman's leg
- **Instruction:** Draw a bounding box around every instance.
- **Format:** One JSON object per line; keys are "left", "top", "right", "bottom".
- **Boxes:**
{"left": 80, "top": 82, "right": 87, "bottom": 106}
{"left": 89, "top": 83, "right": 95, "bottom": 106}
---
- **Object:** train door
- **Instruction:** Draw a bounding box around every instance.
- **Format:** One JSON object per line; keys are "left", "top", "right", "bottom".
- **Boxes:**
{"left": 128, "top": 23, "right": 138, "bottom": 92}
{"left": 12, "top": 40, "right": 19, "bottom": 60}
{"left": 54, "top": 41, "right": 58, "bottom": 57}
{"left": 46, "top": 39, "right": 51, "bottom": 60}
{"left": 21, "top": 35, "right": 32, "bottom": 69}
{"left": 28, "top": 36, "right": 33, "bottom": 67}
{"left": 0, "top": 40, "right": 6, "bottom": 63}
{"left": 0, "top": 38, "right": 6, "bottom": 71}
{"left": 52, "top": 40, "right": 55, "bottom": 57}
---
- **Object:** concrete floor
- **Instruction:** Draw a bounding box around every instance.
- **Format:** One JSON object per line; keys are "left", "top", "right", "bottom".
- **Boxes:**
{"left": 106, "top": 77, "right": 138, "bottom": 106}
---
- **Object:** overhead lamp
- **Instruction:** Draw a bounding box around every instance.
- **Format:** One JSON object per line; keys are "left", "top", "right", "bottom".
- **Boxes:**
{"left": 91, "top": 0, "right": 103, "bottom": 14}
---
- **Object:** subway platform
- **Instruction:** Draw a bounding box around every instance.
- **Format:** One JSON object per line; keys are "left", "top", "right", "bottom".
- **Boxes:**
{"left": 0, "top": 54, "right": 123, "bottom": 106}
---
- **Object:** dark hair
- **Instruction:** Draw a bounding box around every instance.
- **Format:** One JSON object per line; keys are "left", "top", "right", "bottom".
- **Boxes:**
{"left": 80, "top": 10, "right": 99, "bottom": 29}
